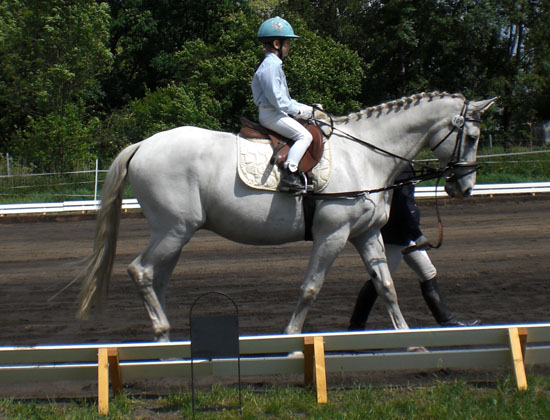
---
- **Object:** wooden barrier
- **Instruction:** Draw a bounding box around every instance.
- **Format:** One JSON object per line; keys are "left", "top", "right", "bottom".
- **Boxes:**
{"left": 1, "top": 323, "right": 550, "bottom": 414}
{"left": 304, "top": 335, "right": 327, "bottom": 403}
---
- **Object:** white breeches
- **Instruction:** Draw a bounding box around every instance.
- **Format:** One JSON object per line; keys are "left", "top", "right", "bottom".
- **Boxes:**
{"left": 385, "top": 241, "right": 437, "bottom": 282}
{"left": 259, "top": 112, "right": 312, "bottom": 172}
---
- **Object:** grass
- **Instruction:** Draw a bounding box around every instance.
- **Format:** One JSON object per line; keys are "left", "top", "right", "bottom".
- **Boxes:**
{"left": 415, "top": 146, "right": 550, "bottom": 185}
{"left": 2, "top": 375, "right": 550, "bottom": 419}
{"left": 476, "top": 147, "right": 550, "bottom": 183}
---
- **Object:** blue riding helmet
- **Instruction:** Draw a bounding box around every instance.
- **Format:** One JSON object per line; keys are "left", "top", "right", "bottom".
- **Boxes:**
{"left": 257, "top": 16, "right": 299, "bottom": 40}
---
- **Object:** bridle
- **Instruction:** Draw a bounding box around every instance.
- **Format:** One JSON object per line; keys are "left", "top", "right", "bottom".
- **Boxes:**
{"left": 309, "top": 99, "right": 480, "bottom": 198}
{"left": 430, "top": 100, "right": 481, "bottom": 184}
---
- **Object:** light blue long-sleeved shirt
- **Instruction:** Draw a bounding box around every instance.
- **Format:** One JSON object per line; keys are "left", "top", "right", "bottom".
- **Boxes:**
{"left": 251, "top": 53, "right": 304, "bottom": 118}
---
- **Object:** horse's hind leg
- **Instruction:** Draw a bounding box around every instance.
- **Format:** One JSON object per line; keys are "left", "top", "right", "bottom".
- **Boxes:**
{"left": 127, "top": 231, "right": 188, "bottom": 341}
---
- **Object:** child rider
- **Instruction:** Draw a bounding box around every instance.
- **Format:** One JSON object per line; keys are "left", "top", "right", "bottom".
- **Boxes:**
{"left": 251, "top": 16, "right": 315, "bottom": 192}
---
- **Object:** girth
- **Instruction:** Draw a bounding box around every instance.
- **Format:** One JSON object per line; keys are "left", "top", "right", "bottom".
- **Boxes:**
{"left": 239, "top": 117, "right": 324, "bottom": 173}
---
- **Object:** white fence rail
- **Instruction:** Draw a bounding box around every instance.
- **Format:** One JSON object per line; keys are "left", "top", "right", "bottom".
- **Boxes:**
{"left": 1, "top": 182, "right": 550, "bottom": 216}
{"left": 0, "top": 198, "right": 140, "bottom": 216}
{"left": 1, "top": 323, "right": 550, "bottom": 414}
{"left": 415, "top": 181, "right": 550, "bottom": 197}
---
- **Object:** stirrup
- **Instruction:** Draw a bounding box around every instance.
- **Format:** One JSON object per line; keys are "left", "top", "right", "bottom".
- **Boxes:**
{"left": 279, "top": 169, "right": 307, "bottom": 194}
{"left": 289, "top": 172, "right": 308, "bottom": 196}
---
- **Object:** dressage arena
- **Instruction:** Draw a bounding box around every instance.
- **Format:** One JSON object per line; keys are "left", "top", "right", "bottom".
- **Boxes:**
{"left": 2, "top": 195, "right": 550, "bottom": 396}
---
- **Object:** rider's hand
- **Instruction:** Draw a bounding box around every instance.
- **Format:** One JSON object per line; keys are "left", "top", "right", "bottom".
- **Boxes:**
{"left": 296, "top": 105, "right": 314, "bottom": 120}
{"left": 414, "top": 235, "right": 431, "bottom": 250}
{"left": 312, "top": 103, "right": 326, "bottom": 119}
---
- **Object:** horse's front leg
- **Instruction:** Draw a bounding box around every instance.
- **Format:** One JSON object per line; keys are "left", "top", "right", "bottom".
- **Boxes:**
{"left": 351, "top": 231, "right": 409, "bottom": 330}
{"left": 284, "top": 229, "right": 349, "bottom": 334}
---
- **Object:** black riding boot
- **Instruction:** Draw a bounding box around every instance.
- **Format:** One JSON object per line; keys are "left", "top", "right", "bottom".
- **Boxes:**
{"left": 420, "top": 278, "right": 480, "bottom": 326}
{"left": 279, "top": 167, "right": 305, "bottom": 192}
{"left": 348, "top": 279, "right": 378, "bottom": 330}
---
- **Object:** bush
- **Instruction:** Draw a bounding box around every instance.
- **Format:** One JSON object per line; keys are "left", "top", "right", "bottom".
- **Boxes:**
{"left": 10, "top": 104, "right": 98, "bottom": 172}
{"left": 96, "top": 84, "right": 223, "bottom": 162}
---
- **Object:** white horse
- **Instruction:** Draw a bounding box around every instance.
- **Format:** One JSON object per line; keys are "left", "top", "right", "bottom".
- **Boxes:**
{"left": 77, "top": 91, "right": 495, "bottom": 341}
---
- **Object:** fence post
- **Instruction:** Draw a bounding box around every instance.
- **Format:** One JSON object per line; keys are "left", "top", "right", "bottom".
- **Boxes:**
{"left": 97, "top": 348, "right": 110, "bottom": 414}
{"left": 508, "top": 327, "right": 528, "bottom": 391}
{"left": 303, "top": 336, "right": 328, "bottom": 404}
{"left": 6, "top": 153, "right": 10, "bottom": 176}
{"left": 108, "top": 347, "right": 123, "bottom": 396}
{"left": 94, "top": 159, "right": 99, "bottom": 202}
{"left": 97, "top": 346, "right": 122, "bottom": 415}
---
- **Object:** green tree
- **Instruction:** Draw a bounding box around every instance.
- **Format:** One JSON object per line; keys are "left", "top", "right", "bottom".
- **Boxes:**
{"left": 491, "top": 0, "right": 550, "bottom": 138}
{"left": 528, "top": 1, "right": 550, "bottom": 121}
{"left": 151, "top": 10, "right": 262, "bottom": 129}
{"left": 13, "top": 105, "right": 99, "bottom": 171}
{"left": 103, "top": 0, "right": 246, "bottom": 108}
{"left": 284, "top": 0, "right": 550, "bottom": 144}
{"left": 284, "top": 16, "right": 364, "bottom": 115}
{"left": 0, "top": 0, "right": 112, "bottom": 170}
{"left": 3, "top": 0, "right": 550, "bottom": 173}
{"left": 97, "top": 84, "right": 222, "bottom": 160}
{"left": 152, "top": 11, "right": 364, "bottom": 130}
{"left": 287, "top": 1, "right": 504, "bottom": 103}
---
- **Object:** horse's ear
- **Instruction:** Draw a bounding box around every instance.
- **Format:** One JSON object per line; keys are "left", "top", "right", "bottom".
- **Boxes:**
{"left": 470, "top": 97, "right": 498, "bottom": 114}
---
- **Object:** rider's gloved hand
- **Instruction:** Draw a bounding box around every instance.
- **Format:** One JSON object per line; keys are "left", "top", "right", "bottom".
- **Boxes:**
{"left": 402, "top": 235, "right": 431, "bottom": 255}
{"left": 414, "top": 234, "right": 431, "bottom": 250}
{"left": 295, "top": 105, "right": 314, "bottom": 120}
{"left": 312, "top": 103, "right": 326, "bottom": 119}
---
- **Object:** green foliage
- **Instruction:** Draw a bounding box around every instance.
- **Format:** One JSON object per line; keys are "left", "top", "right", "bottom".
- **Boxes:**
{"left": 151, "top": 11, "right": 364, "bottom": 129}
{"left": 0, "top": 0, "right": 112, "bottom": 159}
{"left": 100, "top": 83, "right": 222, "bottom": 152}
{"left": 11, "top": 104, "right": 98, "bottom": 172}
{"left": 477, "top": 148, "right": 550, "bottom": 183}
{"left": 1, "top": 0, "right": 550, "bottom": 172}
{"left": 151, "top": 10, "right": 262, "bottom": 130}
{"left": 283, "top": 0, "right": 550, "bottom": 143}
{"left": 284, "top": 17, "right": 364, "bottom": 115}
{"left": 104, "top": 0, "right": 249, "bottom": 108}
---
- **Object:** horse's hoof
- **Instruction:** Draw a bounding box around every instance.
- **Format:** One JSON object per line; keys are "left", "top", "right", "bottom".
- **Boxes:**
{"left": 154, "top": 333, "right": 170, "bottom": 342}
{"left": 407, "top": 346, "right": 428, "bottom": 353}
{"left": 440, "top": 319, "right": 481, "bottom": 327}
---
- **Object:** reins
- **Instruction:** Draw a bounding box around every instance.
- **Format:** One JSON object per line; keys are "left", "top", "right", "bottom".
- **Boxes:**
{"left": 304, "top": 100, "right": 478, "bottom": 251}
{"left": 401, "top": 176, "right": 445, "bottom": 255}
{"left": 306, "top": 100, "right": 474, "bottom": 199}
{"left": 300, "top": 165, "right": 446, "bottom": 199}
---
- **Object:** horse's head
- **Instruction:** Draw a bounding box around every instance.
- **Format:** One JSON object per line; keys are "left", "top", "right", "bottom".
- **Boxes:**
{"left": 429, "top": 97, "right": 497, "bottom": 198}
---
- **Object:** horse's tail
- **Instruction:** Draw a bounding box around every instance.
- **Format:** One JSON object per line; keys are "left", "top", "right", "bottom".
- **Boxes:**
{"left": 77, "top": 142, "right": 141, "bottom": 320}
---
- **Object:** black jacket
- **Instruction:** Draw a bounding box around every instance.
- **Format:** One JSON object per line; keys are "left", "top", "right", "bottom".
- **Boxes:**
{"left": 381, "top": 165, "right": 423, "bottom": 246}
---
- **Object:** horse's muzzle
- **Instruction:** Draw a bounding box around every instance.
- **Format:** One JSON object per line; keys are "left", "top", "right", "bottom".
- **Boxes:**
{"left": 445, "top": 180, "right": 473, "bottom": 198}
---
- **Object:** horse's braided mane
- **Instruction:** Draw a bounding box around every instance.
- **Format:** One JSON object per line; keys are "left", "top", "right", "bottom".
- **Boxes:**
{"left": 333, "top": 91, "right": 466, "bottom": 123}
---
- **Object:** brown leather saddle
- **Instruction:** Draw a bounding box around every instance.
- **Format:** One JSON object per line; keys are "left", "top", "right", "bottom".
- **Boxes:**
{"left": 239, "top": 117, "right": 324, "bottom": 173}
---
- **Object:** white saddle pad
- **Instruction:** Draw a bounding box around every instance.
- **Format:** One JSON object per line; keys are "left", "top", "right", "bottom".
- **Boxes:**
{"left": 237, "top": 136, "right": 331, "bottom": 192}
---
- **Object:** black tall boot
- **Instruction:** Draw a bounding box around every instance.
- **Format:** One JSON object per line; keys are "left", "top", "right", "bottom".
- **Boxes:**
{"left": 279, "top": 167, "right": 305, "bottom": 192}
{"left": 420, "top": 278, "right": 480, "bottom": 326}
{"left": 348, "top": 279, "right": 378, "bottom": 330}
